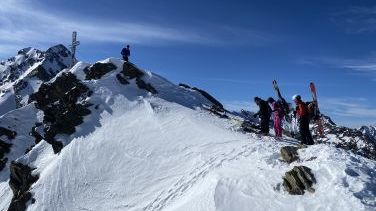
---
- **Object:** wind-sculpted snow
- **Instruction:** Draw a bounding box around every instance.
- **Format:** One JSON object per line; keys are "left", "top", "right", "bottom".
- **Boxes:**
{"left": 6, "top": 96, "right": 372, "bottom": 211}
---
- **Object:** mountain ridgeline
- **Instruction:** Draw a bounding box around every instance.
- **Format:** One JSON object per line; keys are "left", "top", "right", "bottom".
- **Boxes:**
{"left": 0, "top": 45, "right": 375, "bottom": 211}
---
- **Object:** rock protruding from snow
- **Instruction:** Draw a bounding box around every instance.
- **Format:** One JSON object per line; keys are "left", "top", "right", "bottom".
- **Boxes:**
{"left": 116, "top": 62, "right": 157, "bottom": 94}
{"left": 282, "top": 166, "right": 316, "bottom": 195}
{"left": 179, "top": 83, "right": 224, "bottom": 110}
{"left": 0, "top": 45, "right": 73, "bottom": 115}
{"left": 0, "top": 140, "right": 12, "bottom": 171}
{"left": 324, "top": 123, "right": 376, "bottom": 161}
{"left": 83, "top": 62, "right": 117, "bottom": 80}
{"left": 8, "top": 161, "right": 39, "bottom": 211}
{"left": 0, "top": 127, "right": 17, "bottom": 140}
{"left": 29, "top": 72, "right": 92, "bottom": 153}
{"left": 280, "top": 146, "right": 299, "bottom": 163}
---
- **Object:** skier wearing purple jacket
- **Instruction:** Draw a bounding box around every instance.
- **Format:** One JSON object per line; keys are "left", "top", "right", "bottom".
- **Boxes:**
{"left": 268, "top": 97, "right": 284, "bottom": 138}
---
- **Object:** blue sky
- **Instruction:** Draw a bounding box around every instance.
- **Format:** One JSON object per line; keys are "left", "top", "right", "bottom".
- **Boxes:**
{"left": 1, "top": 0, "right": 376, "bottom": 127}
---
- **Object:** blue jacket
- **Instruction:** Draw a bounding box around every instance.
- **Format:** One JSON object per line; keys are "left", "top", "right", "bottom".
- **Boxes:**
{"left": 121, "top": 48, "right": 130, "bottom": 56}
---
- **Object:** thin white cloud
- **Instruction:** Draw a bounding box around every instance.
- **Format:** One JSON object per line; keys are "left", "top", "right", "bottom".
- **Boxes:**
{"left": 296, "top": 56, "right": 376, "bottom": 81}
{"left": 0, "top": 0, "right": 273, "bottom": 58}
{"left": 320, "top": 97, "right": 376, "bottom": 118}
{"left": 331, "top": 6, "right": 376, "bottom": 33}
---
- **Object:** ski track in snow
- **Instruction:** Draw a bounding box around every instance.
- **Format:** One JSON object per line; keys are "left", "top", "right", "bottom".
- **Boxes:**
{"left": 143, "top": 141, "right": 260, "bottom": 211}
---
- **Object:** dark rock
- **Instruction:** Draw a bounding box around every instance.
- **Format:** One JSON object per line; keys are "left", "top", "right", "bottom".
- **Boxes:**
{"left": 0, "top": 127, "right": 17, "bottom": 139}
{"left": 116, "top": 73, "right": 130, "bottom": 84}
{"left": 0, "top": 139, "right": 12, "bottom": 158}
{"left": 178, "top": 83, "right": 191, "bottom": 89}
{"left": 7, "top": 192, "right": 32, "bottom": 211}
{"left": 204, "top": 105, "right": 229, "bottom": 119}
{"left": 122, "top": 62, "right": 144, "bottom": 79}
{"left": 191, "top": 87, "right": 224, "bottom": 111}
{"left": 44, "top": 136, "right": 63, "bottom": 154}
{"left": 280, "top": 146, "right": 299, "bottom": 164}
{"left": 8, "top": 162, "right": 39, "bottom": 211}
{"left": 84, "top": 62, "right": 117, "bottom": 80}
{"left": 0, "top": 158, "right": 8, "bottom": 171}
{"left": 241, "top": 121, "right": 259, "bottom": 133}
{"left": 324, "top": 123, "right": 376, "bottom": 161}
{"left": 136, "top": 78, "right": 157, "bottom": 94}
{"left": 282, "top": 166, "right": 316, "bottom": 195}
{"left": 28, "top": 72, "right": 92, "bottom": 153}
{"left": 29, "top": 125, "right": 43, "bottom": 144}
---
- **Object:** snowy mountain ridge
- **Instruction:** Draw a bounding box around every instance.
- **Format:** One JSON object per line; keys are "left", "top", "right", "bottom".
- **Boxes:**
{"left": 0, "top": 45, "right": 375, "bottom": 211}
{"left": 0, "top": 45, "right": 73, "bottom": 116}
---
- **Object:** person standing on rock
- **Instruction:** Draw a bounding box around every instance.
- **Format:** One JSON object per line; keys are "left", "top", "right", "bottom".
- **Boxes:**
{"left": 293, "top": 94, "right": 314, "bottom": 145}
{"left": 253, "top": 97, "right": 272, "bottom": 135}
{"left": 121, "top": 45, "right": 130, "bottom": 62}
{"left": 267, "top": 97, "right": 284, "bottom": 139}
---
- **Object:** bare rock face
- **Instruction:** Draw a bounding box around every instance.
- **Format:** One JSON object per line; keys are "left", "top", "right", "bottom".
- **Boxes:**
{"left": 0, "top": 128, "right": 16, "bottom": 171}
{"left": 280, "top": 146, "right": 299, "bottom": 163}
{"left": 0, "top": 127, "right": 17, "bottom": 140}
{"left": 0, "top": 140, "right": 12, "bottom": 171}
{"left": 282, "top": 166, "right": 316, "bottom": 195}
{"left": 29, "top": 72, "right": 92, "bottom": 153}
{"left": 116, "top": 62, "right": 158, "bottom": 94}
{"left": 8, "top": 161, "right": 39, "bottom": 211}
{"left": 84, "top": 62, "right": 117, "bottom": 80}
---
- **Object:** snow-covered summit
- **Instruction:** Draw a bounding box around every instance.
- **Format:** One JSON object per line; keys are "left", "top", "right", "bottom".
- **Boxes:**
{"left": 0, "top": 46, "right": 375, "bottom": 211}
{"left": 0, "top": 44, "right": 73, "bottom": 116}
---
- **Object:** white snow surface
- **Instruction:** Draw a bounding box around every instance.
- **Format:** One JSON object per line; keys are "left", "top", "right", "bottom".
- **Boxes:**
{"left": 21, "top": 96, "right": 375, "bottom": 211}
{"left": 0, "top": 58, "right": 375, "bottom": 211}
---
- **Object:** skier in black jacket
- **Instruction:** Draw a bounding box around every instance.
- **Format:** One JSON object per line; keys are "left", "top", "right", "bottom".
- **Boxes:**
{"left": 253, "top": 97, "right": 272, "bottom": 135}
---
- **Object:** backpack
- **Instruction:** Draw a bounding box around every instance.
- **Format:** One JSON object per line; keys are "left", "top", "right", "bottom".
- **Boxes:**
{"left": 305, "top": 101, "right": 318, "bottom": 120}
{"left": 277, "top": 99, "right": 290, "bottom": 117}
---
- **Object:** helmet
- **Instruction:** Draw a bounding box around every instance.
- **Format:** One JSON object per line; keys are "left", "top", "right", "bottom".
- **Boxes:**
{"left": 292, "top": 94, "right": 301, "bottom": 101}
{"left": 267, "top": 97, "right": 274, "bottom": 103}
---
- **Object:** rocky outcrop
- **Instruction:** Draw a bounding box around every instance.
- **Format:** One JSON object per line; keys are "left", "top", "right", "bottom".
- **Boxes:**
{"left": 280, "top": 146, "right": 299, "bottom": 163}
{"left": 8, "top": 161, "right": 39, "bottom": 211}
{"left": 324, "top": 123, "right": 376, "bottom": 161}
{"left": 282, "top": 166, "right": 316, "bottom": 195}
{"left": 0, "top": 127, "right": 17, "bottom": 139}
{"left": 240, "top": 121, "right": 259, "bottom": 133}
{"left": 0, "top": 140, "right": 12, "bottom": 171}
{"left": 179, "top": 83, "right": 224, "bottom": 111}
{"left": 29, "top": 72, "right": 92, "bottom": 153}
{"left": 1, "top": 45, "right": 73, "bottom": 114}
{"left": 116, "top": 62, "right": 158, "bottom": 94}
{"left": 84, "top": 62, "right": 117, "bottom": 80}
{"left": 0, "top": 128, "right": 16, "bottom": 171}
{"left": 191, "top": 87, "right": 224, "bottom": 110}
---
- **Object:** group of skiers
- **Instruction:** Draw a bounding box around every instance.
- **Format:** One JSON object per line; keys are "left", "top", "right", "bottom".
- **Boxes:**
{"left": 253, "top": 94, "right": 315, "bottom": 145}
{"left": 120, "top": 44, "right": 318, "bottom": 145}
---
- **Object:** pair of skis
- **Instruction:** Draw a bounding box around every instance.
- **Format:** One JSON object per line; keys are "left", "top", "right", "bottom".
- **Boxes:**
{"left": 309, "top": 82, "right": 324, "bottom": 137}
{"left": 272, "top": 80, "right": 324, "bottom": 137}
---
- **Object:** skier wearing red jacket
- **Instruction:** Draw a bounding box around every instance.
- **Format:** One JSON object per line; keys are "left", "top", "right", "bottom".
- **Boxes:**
{"left": 293, "top": 95, "right": 314, "bottom": 145}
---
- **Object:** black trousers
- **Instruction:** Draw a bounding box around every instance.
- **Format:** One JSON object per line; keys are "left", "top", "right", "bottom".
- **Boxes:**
{"left": 299, "top": 117, "right": 314, "bottom": 145}
{"left": 260, "top": 116, "right": 270, "bottom": 134}
{"left": 123, "top": 55, "right": 129, "bottom": 62}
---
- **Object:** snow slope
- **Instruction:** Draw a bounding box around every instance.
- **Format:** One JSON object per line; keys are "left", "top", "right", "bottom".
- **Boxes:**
{"left": 20, "top": 96, "right": 376, "bottom": 211}
{"left": 0, "top": 54, "right": 375, "bottom": 211}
